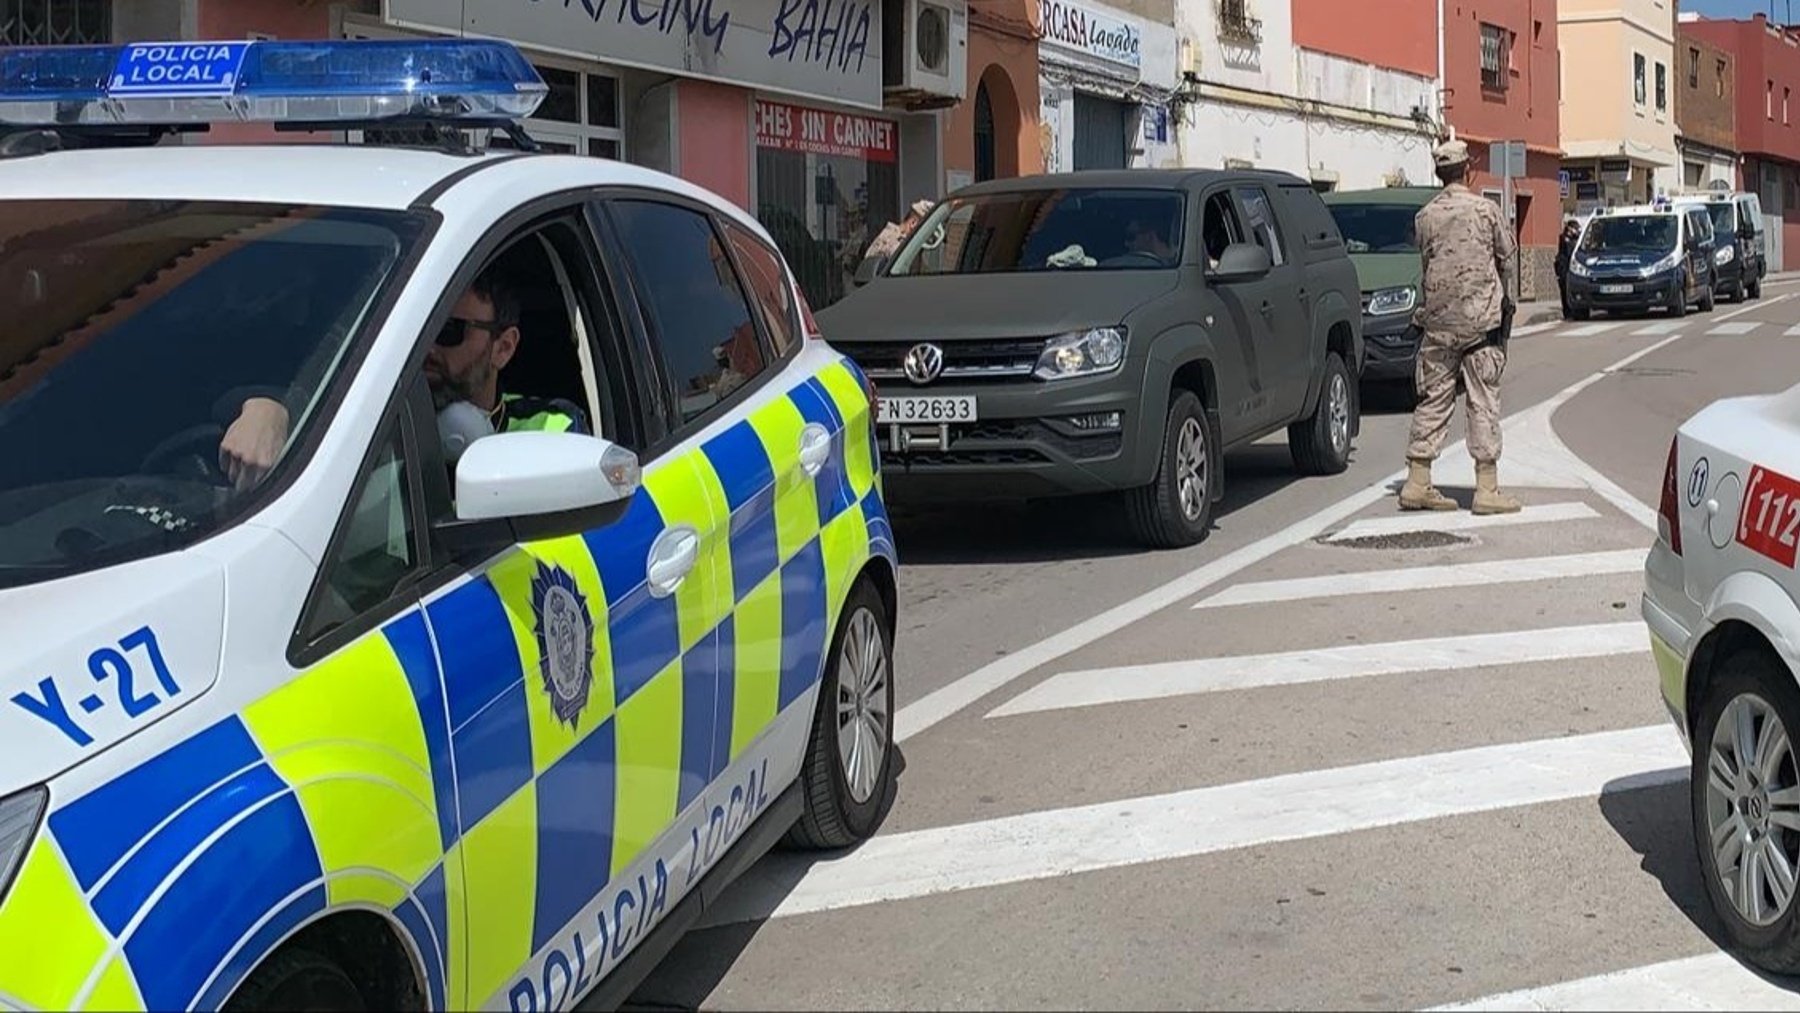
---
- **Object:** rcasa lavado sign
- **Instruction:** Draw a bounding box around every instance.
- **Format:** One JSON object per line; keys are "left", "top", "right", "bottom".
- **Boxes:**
{"left": 1038, "top": 0, "right": 1140, "bottom": 70}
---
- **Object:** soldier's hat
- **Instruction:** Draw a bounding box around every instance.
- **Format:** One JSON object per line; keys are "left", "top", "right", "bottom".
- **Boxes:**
{"left": 1432, "top": 139, "right": 1469, "bottom": 168}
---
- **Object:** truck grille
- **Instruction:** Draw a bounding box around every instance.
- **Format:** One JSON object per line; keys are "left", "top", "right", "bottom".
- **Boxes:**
{"left": 844, "top": 338, "right": 1047, "bottom": 382}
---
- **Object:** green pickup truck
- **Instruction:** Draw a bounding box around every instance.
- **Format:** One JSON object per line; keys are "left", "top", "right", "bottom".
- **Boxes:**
{"left": 1320, "top": 186, "right": 1437, "bottom": 384}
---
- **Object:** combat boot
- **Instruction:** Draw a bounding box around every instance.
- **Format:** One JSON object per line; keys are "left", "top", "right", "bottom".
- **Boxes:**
{"left": 1473, "top": 461, "right": 1522, "bottom": 515}
{"left": 1399, "top": 458, "right": 1457, "bottom": 511}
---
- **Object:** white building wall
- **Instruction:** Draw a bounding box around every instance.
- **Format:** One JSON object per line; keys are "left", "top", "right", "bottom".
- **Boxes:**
{"left": 1172, "top": 0, "right": 1437, "bottom": 192}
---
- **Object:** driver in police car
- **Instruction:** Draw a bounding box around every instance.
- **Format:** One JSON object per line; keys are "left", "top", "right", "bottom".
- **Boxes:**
{"left": 218, "top": 271, "right": 587, "bottom": 490}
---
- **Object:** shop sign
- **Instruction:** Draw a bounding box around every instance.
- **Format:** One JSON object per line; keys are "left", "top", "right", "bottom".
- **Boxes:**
{"left": 755, "top": 98, "right": 897, "bottom": 162}
{"left": 386, "top": 0, "right": 885, "bottom": 109}
{"left": 1038, "top": 0, "right": 1141, "bottom": 70}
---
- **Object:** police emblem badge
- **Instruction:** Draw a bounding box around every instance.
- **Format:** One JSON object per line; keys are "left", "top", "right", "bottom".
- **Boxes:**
{"left": 531, "top": 561, "right": 595, "bottom": 726}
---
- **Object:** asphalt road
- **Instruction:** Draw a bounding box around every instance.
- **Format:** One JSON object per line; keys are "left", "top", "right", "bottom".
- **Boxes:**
{"left": 626, "top": 276, "right": 1800, "bottom": 1011}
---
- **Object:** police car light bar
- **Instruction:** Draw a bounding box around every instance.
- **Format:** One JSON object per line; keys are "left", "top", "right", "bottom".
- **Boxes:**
{"left": 0, "top": 38, "right": 548, "bottom": 129}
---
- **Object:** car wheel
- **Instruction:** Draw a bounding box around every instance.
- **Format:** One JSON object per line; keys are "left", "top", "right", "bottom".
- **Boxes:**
{"left": 1691, "top": 649, "right": 1800, "bottom": 974}
{"left": 1290, "top": 351, "right": 1353, "bottom": 476}
{"left": 1671, "top": 285, "right": 1689, "bottom": 317}
{"left": 225, "top": 949, "right": 366, "bottom": 1012}
{"left": 786, "top": 578, "right": 895, "bottom": 850}
{"left": 1569, "top": 305, "right": 1591, "bottom": 321}
{"left": 1702, "top": 283, "right": 1717, "bottom": 312}
{"left": 1124, "top": 389, "right": 1213, "bottom": 549}
{"left": 1751, "top": 274, "right": 1765, "bottom": 299}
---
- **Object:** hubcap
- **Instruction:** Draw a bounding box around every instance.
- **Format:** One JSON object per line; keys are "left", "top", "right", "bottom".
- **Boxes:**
{"left": 1175, "top": 417, "right": 1208, "bottom": 523}
{"left": 835, "top": 607, "right": 889, "bottom": 805}
{"left": 1706, "top": 693, "right": 1800, "bottom": 926}
{"left": 1328, "top": 373, "right": 1350, "bottom": 456}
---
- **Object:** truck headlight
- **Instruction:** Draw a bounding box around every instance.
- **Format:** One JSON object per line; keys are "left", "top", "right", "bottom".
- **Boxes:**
{"left": 0, "top": 787, "right": 46, "bottom": 901}
{"left": 1716, "top": 244, "right": 1736, "bottom": 265}
{"left": 1365, "top": 286, "right": 1416, "bottom": 316}
{"left": 1034, "top": 327, "right": 1127, "bottom": 380}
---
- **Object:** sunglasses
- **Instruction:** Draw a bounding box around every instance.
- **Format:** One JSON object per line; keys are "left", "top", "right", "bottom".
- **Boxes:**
{"left": 435, "top": 316, "right": 509, "bottom": 349}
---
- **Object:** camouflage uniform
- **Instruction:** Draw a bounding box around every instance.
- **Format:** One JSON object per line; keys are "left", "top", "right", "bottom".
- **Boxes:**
{"left": 1399, "top": 139, "right": 1522, "bottom": 515}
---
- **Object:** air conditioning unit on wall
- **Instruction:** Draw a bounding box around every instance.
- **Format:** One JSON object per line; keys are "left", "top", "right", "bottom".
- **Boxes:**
{"left": 884, "top": 0, "right": 968, "bottom": 110}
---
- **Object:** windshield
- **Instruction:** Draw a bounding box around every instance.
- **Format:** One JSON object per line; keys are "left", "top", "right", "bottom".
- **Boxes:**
{"left": 0, "top": 199, "right": 427, "bottom": 588}
{"left": 887, "top": 187, "right": 1186, "bottom": 275}
{"left": 1325, "top": 203, "right": 1419, "bottom": 253}
{"left": 1579, "top": 215, "right": 1678, "bottom": 255}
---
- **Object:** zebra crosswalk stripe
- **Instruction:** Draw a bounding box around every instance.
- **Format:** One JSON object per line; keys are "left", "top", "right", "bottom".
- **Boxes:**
{"left": 1708, "top": 321, "right": 1761, "bottom": 335}
{"left": 1426, "top": 952, "right": 1800, "bottom": 1010}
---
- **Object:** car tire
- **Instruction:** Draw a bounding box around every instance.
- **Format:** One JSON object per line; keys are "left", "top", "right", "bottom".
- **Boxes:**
{"left": 785, "top": 577, "right": 895, "bottom": 850}
{"left": 1751, "top": 274, "right": 1765, "bottom": 299}
{"left": 1701, "top": 283, "right": 1717, "bottom": 312}
{"left": 1671, "top": 285, "right": 1689, "bottom": 317}
{"left": 1290, "top": 351, "right": 1354, "bottom": 476}
{"left": 224, "top": 949, "right": 366, "bottom": 1012}
{"left": 1124, "top": 389, "right": 1214, "bottom": 549}
{"left": 1568, "top": 306, "right": 1591, "bottom": 321}
{"left": 1691, "top": 648, "right": 1800, "bottom": 975}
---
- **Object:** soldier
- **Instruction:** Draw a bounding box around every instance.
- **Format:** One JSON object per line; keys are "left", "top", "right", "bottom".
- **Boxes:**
{"left": 1397, "top": 138, "right": 1522, "bottom": 515}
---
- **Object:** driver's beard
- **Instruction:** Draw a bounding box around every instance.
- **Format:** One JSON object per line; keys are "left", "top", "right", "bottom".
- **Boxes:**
{"left": 431, "top": 359, "right": 494, "bottom": 412}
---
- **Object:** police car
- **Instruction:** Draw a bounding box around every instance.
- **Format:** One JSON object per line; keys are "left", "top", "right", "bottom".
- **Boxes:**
{"left": 0, "top": 38, "right": 898, "bottom": 1012}
{"left": 1645, "top": 384, "right": 1800, "bottom": 973}
{"left": 1565, "top": 201, "right": 1719, "bottom": 319}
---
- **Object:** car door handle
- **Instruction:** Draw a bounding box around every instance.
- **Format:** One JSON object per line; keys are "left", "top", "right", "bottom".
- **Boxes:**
{"left": 799, "top": 423, "right": 832, "bottom": 477}
{"left": 646, "top": 526, "right": 699, "bottom": 598}
{"left": 1259, "top": 300, "right": 1274, "bottom": 316}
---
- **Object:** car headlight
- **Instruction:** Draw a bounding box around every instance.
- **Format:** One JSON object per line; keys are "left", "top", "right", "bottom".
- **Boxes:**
{"left": 1640, "top": 253, "right": 1681, "bottom": 277}
{"left": 1570, "top": 260, "right": 1591, "bottom": 277}
{"left": 0, "top": 786, "right": 46, "bottom": 901}
{"left": 1365, "top": 286, "right": 1416, "bottom": 316}
{"left": 1716, "top": 244, "right": 1736, "bottom": 265}
{"left": 1034, "top": 327, "right": 1127, "bottom": 380}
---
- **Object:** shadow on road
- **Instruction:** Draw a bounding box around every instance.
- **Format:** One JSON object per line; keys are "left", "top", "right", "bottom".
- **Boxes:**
{"left": 1598, "top": 772, "right": 1800, "bottom": 996}
{"left": 887, "top": 442, "right": 1327, "bottom": 565}
{"left": 620, "top": 747, "right": 911, "bottom": 1010}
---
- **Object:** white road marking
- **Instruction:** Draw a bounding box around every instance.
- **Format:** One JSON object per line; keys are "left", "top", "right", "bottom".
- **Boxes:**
{"left": 1712, "top": 291, "right": 1796, "bottom": 321}
{"left": 701, "top": 726, "right": 1686, "bottom": 926}
{"left": 1323, "top": 501, "right": 1600, "bottom": 542}
{"left": 1708, "top": 321, "right": 1762, "bottom": 335}
{"left": 1191, "top": 549, "right": 1647, "bottom": 610}
{"left": 987, "top": 622, "right": 1647, "bottom": 718}
{"left": 891, "top": 335, "right": 1687, "bottom": 743}
{"left": 1510, "top": 321, "right": 1559, "bottom": 338}
{"left": 1632, "top": 320, "right": 1687, "bottom": 336}
{"left": 1785, "top": 324, "right": 1800, "bottom": 336}
{"left": 1561, "top": 322, "right": 1619, "bottom": 337}
{"left": 1427, "top": 952, "right": 1800, "bottom": 1010}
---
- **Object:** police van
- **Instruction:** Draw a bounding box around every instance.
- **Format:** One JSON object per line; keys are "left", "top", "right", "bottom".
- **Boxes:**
{"left": 0, "top": 38, "right": 898, "bottom": 1012}
{"left": 1565, "top": 201, "right": 1719, "bottom": 319}
{"left": 1669, "top": 188, "right": 1769, "bottom": 302}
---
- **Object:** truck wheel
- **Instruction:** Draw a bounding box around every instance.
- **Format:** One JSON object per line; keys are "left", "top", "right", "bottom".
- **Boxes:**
{"left": 1124, "top": 389, "right": 1213, "bottom": 549}
{"left": 786, "top": 577, "right": 895, "bottom": 850}
{"left": 1691, "top": 648, "right": 1800, "bottom": 974}
{"left": 225, "top": 949, "right": 366, "bottom": 1012}
{"left": 1289, "top": 352, "right": 1353, "bottom": 476}
{"left": 1701, "top": 283, "right": 1717, "bottom": 312}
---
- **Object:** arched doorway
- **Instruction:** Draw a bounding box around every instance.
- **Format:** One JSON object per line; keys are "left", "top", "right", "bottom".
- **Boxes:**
{"left": 974, "top": 81, "right": 995, "bottom": 182}
{"left": 973, "top": 64, "right": 1022, "bottom": 182}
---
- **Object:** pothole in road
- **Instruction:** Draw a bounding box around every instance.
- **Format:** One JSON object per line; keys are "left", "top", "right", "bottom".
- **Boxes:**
{"left": 1319, "top": 530, "right": 1476, "bottom": 550}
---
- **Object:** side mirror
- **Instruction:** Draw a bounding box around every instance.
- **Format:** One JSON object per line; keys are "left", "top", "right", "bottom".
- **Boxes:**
{"left": 853, "top": 253, "right": 889, "bottom": 287}
{"left": 434, "top": 431, "right": 642, "bottom": 558}
{"left": 1210, "top": 242, "right": 1272, "bottom": 281}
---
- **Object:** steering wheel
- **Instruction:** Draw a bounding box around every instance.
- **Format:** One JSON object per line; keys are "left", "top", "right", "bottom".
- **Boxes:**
{"left": 139, "top": 423, "right": 230, "bottom": 486}
{"left": 1106, "top": 250, "right": 1165, "bottom": 267}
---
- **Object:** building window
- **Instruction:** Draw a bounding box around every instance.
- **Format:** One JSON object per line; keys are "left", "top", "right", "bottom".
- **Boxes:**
{"left": 1634, "top": 53, "right": 1647, "bottom": 106}
{"left": 1718, "top": 58, "right": 1728, "bottom": 97}
{"left": 1787, "top": 86, "right": 1792, "bottom": 125}
{"left": 1770, "top": 79, "right": 1776, "bottom": 120}
{"left": 1481, "top": 23, "right": 1510, "bottom": 91}
{"left": 1656, "top": 62, "right": 1667, "bottom": 111}
{"left": 0, "top": 0, "right": 108, "bottom": 45}
{"left": 752, "top": 98, "right": 899, "bottom": 311}
{"left": 1690, "top": 47, "right": 1700, "bottom": 88}
{"left": 518, "top": 61, "right": 625, "bottom": 157}
{"left": 1219, "top": 0, "right": 1262, "bottom": 43}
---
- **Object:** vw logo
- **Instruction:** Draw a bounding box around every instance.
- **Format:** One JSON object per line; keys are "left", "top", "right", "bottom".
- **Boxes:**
{"left": 902, "top": 342, "right": 945, "bottom": 385}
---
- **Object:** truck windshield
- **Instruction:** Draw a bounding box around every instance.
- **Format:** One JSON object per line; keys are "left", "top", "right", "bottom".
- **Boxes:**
{"left": 1325, "top": 204, "right": 1419, "bottom": 253}
{"left": 1579, "top": 215, "right": 1677, "bottom": 255}
{"left": 0, "top": 199, "right": 427, "bottom": 589}
{"left": 887, "top": 188, "right": 1186, "bottom": 275}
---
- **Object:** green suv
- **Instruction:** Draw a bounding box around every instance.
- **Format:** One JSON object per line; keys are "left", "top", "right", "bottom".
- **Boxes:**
{"left": 1321, "top": 186, "right": 1436, "bottom": 383}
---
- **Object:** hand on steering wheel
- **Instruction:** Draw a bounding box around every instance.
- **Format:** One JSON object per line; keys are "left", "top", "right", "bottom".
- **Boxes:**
{"left": 138, "top": 423, "right": 231, "bottom": 487}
